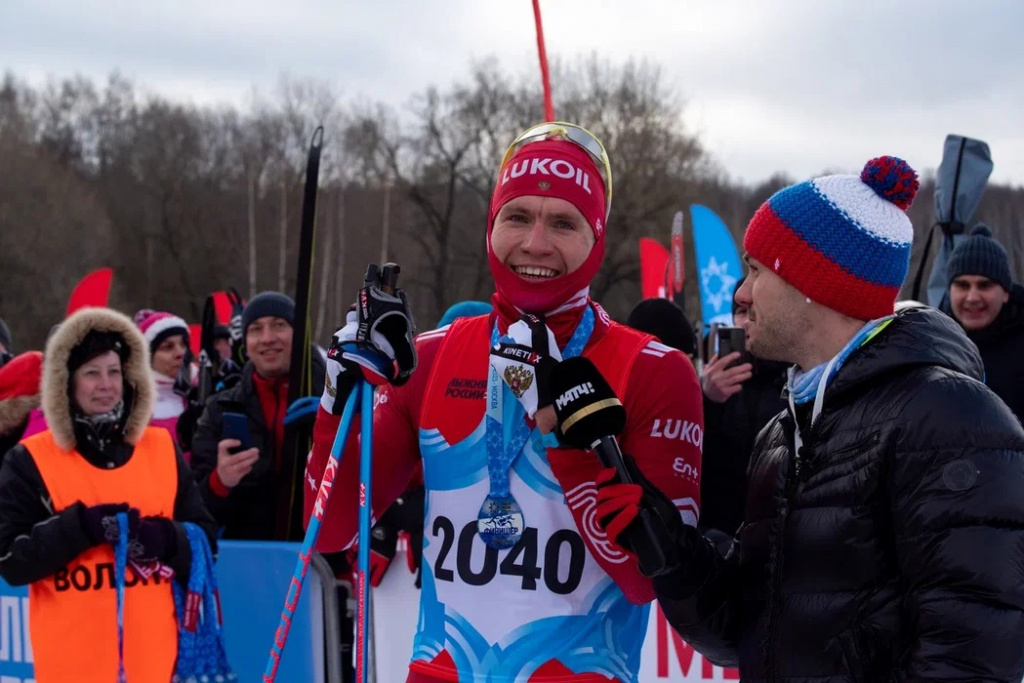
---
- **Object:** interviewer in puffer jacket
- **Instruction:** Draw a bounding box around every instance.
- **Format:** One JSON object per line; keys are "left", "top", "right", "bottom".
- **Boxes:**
{"left": 595, "top": 158, "right": 1024, "bottom": 682}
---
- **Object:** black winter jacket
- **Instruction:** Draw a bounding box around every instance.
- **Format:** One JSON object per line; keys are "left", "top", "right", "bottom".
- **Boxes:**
{"left": 660, "top": 307, "right": 1024, "bottom": 682}
{"left": 190, "top": 356, "right": 325, "bottom": 541}
{"left": 0, "top": 427, "right": 217, "bottom": 587}
{"left": 964, "top": 283, "right": 1024, "bottom": 423}
{"left": 700, "top": 360, "right": 787, "bottom": 538}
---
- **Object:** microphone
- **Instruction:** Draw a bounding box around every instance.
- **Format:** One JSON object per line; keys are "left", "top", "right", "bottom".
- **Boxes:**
{"left": 550, "top": 356, "right": 680, "bottom": 577}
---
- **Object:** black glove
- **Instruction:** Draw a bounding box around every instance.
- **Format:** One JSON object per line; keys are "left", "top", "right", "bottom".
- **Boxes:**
{"left": 383, "top": 485, "right": 425, "bottom": 534}
{"left": 352, "top": 263, "right": 417, "bottom": 386}
{"left": 128, "top": 517, "right": 178, "bottom": 563}
{"left": 360, "top": 485, "right": 426, "bottom": 587}
{"left": 80, "top": 503, "right": 137, "bottom": 546}
{"left": 368, "top": 521, "right": 399, "bottom": 588}
{"left": 389, "top": 486, "right": 425, "bottom": 586}
{"left": 595, "top": 453, "right": 717, "bottom": 591}
{"left": 321, "top": 263, "right": 417, "bottom": 413}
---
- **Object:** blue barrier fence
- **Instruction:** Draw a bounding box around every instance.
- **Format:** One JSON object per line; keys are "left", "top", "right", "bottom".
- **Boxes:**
{"left": 0, "top": 540, "right": 333, "bottom": 683}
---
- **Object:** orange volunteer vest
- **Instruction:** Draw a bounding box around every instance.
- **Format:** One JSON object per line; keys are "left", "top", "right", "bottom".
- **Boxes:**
{"left": 22, "top": 426, "right": 179, "bottom": 683}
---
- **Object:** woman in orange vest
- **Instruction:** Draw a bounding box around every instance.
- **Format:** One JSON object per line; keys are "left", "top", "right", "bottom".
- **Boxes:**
{"left": 0, "top": 307, "right": 217, "bottom": 683}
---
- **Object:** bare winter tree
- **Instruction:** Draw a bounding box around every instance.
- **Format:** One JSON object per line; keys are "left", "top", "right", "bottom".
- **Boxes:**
{"left": 0, "top": 130, "right": 116, "bottom": 347}
{"left": 3, "top": 66, "right": 1024, "bottom": 346}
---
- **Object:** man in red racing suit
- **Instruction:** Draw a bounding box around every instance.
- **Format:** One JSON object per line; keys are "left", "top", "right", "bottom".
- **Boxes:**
{"left": 306, "top": 123, "right": 703, "bottom": 683}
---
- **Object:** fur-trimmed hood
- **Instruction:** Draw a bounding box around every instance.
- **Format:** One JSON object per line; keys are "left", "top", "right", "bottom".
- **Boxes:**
{"left": 43, "top": 307, "right": 154, "bottom": 451}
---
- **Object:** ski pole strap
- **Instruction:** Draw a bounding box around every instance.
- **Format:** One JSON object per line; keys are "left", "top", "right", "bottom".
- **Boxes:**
{"left": 114, "top": 512, "right": 129, "bottom": 683}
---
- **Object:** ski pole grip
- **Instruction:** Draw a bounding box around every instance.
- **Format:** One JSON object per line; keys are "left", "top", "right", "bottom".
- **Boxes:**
{"left": 381, "top": 263, "right": 400, "bottom": 295}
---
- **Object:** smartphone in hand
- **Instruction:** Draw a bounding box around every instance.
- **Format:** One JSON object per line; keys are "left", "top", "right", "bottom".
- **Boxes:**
{"left": 221, "top": 412, "right": 251, "bottom": 453}
{"left": 716, "top": 326, "right": 750, "bottom": 367}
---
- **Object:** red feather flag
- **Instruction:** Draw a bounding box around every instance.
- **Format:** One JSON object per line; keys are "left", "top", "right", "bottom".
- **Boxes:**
{"left": 65, "top": 268, "right": 113, "bottom": 316}
{"left": 188, "top": 323, "right": 203, "bottom": 356}
{"left": 639, "top": 238, "right": 670, "bottom": 300}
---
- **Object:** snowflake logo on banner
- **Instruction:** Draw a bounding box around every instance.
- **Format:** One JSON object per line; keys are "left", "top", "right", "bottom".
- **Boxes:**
{"left": 701, "top": 256, "right": 738, "bottom": 313}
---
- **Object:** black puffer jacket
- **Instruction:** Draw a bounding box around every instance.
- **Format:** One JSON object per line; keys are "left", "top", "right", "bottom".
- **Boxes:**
{"left": 700, "top": 359, "right": 787, "bottom": 539}
{"left": 660, "top": 307, "right": 1024, "bottom": 682}
{"left": 963, "top": 283, "right": 1024, "bottom": 423}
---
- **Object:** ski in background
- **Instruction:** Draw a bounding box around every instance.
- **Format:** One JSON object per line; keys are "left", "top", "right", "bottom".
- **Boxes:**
{"left": 189, "top": 289, "right": 244, "bottom": 356}
{"left": 196, "top": 293, "right": 220, "bottom": 406}
{"left": 277, "top": 126, "right": 324, "bottom": 541}
{"left": 638, "top": 238, "right": 670, "bottom": 300}
{"left": 66, "top": 267, "right": 113, "bottom": 316}
{"left": 194, "top": 288, "right": 245, "bottom": 404}
{"left": 911, "top": 134, "right": 993, "bottom": 308}
{"left": 690, "top": 204, "right": 742, "bottom": 341}
{"left": 669, "top": 210, "right": 686, "bottom": 310}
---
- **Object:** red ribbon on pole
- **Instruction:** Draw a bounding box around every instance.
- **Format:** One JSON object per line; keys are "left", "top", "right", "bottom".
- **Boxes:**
{"left": 532, "top": 0, "right": 555, "bottom": 121}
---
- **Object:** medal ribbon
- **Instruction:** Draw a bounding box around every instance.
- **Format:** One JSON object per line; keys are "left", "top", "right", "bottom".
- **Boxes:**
{"left": 485, "top": 305, "right": 595, "bottom": 497}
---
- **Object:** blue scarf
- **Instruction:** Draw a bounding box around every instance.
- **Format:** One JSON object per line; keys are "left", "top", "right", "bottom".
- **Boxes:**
{"left": 788, "top": 316, "right": 894, "bottom": 405}
{"left": 171, "top": 524, "right": 237, "bottom": 681}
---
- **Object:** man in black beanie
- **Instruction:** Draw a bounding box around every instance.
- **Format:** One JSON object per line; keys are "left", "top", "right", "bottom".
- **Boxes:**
{"left": 190, "top": 291, "right": 325, "bottom": 540}
{"left": 948, "top": 224, "right": 1024, "bottom": 420}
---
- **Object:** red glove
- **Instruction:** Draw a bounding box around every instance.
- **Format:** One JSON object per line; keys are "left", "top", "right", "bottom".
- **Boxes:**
{"left": 594, "top": 455, "right": 719, "bottom": 592}
{"left": 594, "top": 467, "right": 645, "bottom": 549}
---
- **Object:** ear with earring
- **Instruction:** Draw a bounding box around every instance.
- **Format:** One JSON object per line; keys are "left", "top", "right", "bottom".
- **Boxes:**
{"left": 806, "top": 297, "right": 812, "bottom": 304}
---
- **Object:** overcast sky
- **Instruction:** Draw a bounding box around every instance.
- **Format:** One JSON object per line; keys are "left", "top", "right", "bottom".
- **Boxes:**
{"left": 2, "top": 0, "right": 1021, "bottom": 187}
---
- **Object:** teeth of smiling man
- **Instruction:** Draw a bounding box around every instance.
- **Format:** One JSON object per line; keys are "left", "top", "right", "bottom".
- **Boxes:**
{"left": 514, "top": 266, "right": 558, "bottom": 278}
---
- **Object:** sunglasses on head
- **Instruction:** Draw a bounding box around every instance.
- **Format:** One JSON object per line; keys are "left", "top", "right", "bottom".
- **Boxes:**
{"left": 499, "top": 122, "right": 613, "bottom": 220}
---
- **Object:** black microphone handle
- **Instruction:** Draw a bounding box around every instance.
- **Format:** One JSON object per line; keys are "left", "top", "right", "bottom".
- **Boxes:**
{"left": 590, "top": 435, "right": 634, "bottom": 484}
{"left": 590, "top": 435, "right": 679, "bottom": 577}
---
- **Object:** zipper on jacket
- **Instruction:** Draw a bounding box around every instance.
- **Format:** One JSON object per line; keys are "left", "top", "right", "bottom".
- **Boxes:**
{"left": 800, "top": 431, "right": 880, "bottom": 483}
{"left": 766, "top": 449, "right": 799, "bottom": 682}
{"left": 829, "top": 431, "right": 880, "bottom": 462}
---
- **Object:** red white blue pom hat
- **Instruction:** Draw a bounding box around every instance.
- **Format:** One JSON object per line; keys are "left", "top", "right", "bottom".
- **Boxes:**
{"left": 743, "top": 156, "right": 920, "bottom": 320}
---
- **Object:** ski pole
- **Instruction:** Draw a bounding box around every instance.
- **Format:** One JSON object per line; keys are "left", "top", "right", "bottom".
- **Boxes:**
{"left": 355, "top": 380, "right": 375, "bottom": 683}
{"left": 263, "top": 382, "right": 362, "bottom": 682}
{"left": 354, "top": 260, "right": 398, "bottom": 682}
